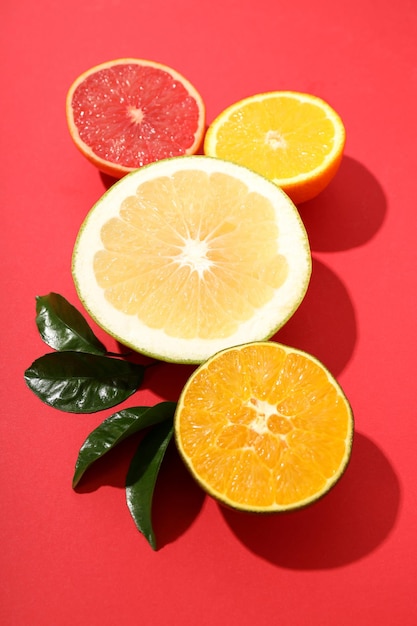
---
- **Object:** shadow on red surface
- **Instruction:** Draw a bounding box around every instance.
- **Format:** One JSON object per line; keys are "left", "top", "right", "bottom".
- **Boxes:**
{"left": 220, "top": 432, "right": 400, "bottom": 569}
{"left": 74, "top": 429, "right": 400, "bottom": 559}
{"left": 298, "top": 155, "right": 387, "bottom": 251}
{"left": 143, "top": 362, "right": 197, "bottom": 402}
{"left": 275, "top": 257, "right": 357, "bottom": 377}
{"left": 152, "top": 443, "right": 206, "bottom": 548}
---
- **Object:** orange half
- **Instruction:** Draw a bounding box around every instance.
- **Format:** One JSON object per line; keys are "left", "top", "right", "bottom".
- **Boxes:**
{"left": 204, "top": 91, "right": 346, "bottom": 204}
{"left": 175, "top": 341, "right": 353, "bottom": 511}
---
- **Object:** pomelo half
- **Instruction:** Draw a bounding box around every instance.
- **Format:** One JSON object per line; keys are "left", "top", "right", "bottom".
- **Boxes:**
{"left": 72, "top": 155, "right": 311, "bottom": 363}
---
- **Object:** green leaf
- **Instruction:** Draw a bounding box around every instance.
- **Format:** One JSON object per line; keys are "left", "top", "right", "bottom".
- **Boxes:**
{"left": 24, "top": 351, "right": 145, "bottom": 413}
{"left": 72, "top": 402, "right": 177, "bottom": 487}
{"left": 126, "top": 420, "right": 174, "bottom": 550}
{"left": 35, "top": 293, "right": 107, "bottom": 355}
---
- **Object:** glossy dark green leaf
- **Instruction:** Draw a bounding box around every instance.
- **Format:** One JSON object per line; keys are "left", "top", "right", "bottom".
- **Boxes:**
{"left": 126, "top": 420, "right": 174, "bottom": 550}
{"left": 24, "top": 351, "right": 145, "bottom": 413}
{"left": 72, "top": 402, "right": 177, "bottom": 487}
{"left": 35, "top": 293, "right": 107, "bottom": 355}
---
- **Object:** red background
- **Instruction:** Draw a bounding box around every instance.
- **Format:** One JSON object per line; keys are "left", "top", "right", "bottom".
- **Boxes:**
{"left": 2, "top": 1, "right": 416, "bottom": 624}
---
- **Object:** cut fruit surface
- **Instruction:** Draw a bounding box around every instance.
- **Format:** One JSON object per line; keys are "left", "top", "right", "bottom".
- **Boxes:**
{"left": 174, "top": 341, "right": 353, "bottom": 511}
{"left": 72, "top": 156, "right": 311, "bottom": 363}
{"left": 66, "top": 58, "right": 205, "bottom": 178}
{"left": 204, "top": 91, "right": 346, "bottom": 204}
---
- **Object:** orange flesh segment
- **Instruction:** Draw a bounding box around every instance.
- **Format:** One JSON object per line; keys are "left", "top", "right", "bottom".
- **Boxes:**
{"left": 177, "top": 344, "right": 352, "bottom": 508}
{"left": 93, "top": 171, "right": 288, "bottom": 339}
{"left": 213, "top": 97, "right": 338, "bottom": 180}
{"left": 70, "top": 64, "right": 202, "bottom": 167}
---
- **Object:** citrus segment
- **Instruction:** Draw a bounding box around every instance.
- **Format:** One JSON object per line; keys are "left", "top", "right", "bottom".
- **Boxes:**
{"left": 72, "top": 156, "right": 311, "bottom": 363}
{"left": 204, "top": 91, "right": 346, "bottom": 204}
{"left": 174, "top": 342, "right": 353, "bottom": 511}
{"left": 66, "top": 59, "right": 205, "bottom": 178}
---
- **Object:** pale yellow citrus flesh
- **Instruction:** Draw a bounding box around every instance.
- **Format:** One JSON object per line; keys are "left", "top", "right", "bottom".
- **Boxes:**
{"left": 95, "top": 171, "right": 289, "bottom": 338}
{"left": 175, "top": 342, "right": 353, "bottom": 511}
{"left": 204, "top": 92, "right": 346, "bottom": 204}
{"left": 72, "top": 156, "right": 311, "bottom": 363}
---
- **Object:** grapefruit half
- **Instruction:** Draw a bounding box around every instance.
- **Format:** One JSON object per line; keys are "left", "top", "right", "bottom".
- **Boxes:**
{"left": 66, "top": 58, "right": 206, "bottom": 178}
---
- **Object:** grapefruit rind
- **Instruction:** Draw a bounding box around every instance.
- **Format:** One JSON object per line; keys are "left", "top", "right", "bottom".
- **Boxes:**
{"left": 174, "top": 341, "right": 354, "bottom": 512}
{"left": 204, "top": 91, "right": 346, "bottom": 205}
{"left": 72, "top": 156, "right": 311, "bottom": 364}
{"left": 66, "top": 58, "right": 206, "bottom": 179}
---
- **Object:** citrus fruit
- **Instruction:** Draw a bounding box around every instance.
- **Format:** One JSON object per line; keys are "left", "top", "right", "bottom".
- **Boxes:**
{"left": 72, "top": 155, "right": 311, "bottom": 363}
{"left": 204, "top": 91, "right": 346, "bottom": 204}
{"left": 174, "top": 341, "right": 353, "bottom": 512}
{"left": 66, "top": 58, "right": 206, "bottom": 178}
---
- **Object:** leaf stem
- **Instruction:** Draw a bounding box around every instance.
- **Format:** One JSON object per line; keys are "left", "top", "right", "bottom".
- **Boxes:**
{"left": 144, "top": 360, "right": 161, "bottom": 369}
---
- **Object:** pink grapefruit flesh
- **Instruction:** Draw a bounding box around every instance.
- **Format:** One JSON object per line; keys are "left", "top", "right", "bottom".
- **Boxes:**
{"left": 66, "top": 59, "right": 206, "bottom": 178}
